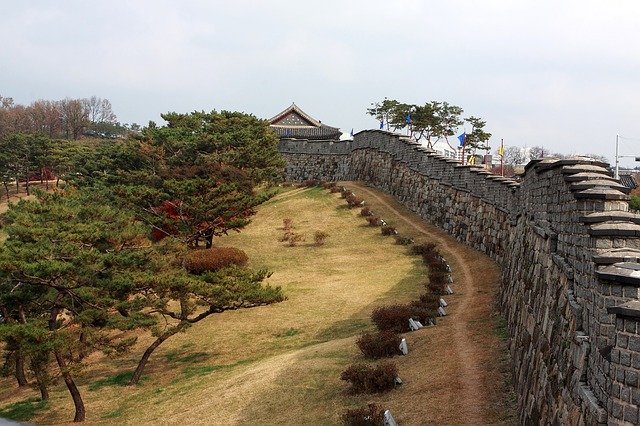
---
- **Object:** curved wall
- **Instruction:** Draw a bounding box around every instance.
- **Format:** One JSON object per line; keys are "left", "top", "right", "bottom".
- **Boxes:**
{"left": 278, "top": 130, "right": 640, "bottom": 424}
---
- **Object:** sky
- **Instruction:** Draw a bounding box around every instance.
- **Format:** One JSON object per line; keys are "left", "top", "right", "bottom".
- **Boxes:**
{"left": 2, "top": 0, "right": 640, "bottom": 167}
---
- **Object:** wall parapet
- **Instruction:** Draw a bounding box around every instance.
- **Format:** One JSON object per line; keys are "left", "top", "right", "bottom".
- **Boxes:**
{"left": 277, "top": 129, "right": 640, "bottom": 424}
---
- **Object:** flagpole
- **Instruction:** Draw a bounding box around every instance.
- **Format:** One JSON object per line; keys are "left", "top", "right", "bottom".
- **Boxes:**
{"left": 500, "top": 139, "right": 504, "bottom": 176}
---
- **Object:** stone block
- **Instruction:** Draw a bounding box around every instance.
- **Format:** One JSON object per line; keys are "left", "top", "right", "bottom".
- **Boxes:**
{"left": 620, "top": 350, "right": 632, "bottom": 367}
{"left": 624, "top": 404, "right": 639, "bottom": 425}
{"left": 617, "top": 333, "right": 629, "bottom": 349}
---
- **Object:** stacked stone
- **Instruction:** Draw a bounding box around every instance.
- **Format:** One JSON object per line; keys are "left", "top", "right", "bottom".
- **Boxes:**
{"left": 276, "top": 130, "right": 640, "bottom": 424}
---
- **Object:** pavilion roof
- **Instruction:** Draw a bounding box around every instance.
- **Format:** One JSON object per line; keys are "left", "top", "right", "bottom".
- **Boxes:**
{"left": 269, "top": 103, "right": 342, "bottom": 140}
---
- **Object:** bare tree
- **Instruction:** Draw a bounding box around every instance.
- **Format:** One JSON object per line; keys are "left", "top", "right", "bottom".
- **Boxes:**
{"left": 58, "top": 98, "right": 89, "bottom": 139}
{"left": 84, "top": 96, "right": 117, "bottom": 125}
{"left": 503, "top": 146, "right": 528, "bottom": 166}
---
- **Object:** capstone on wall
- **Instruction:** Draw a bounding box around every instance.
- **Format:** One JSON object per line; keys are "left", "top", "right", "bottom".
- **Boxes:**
{"left": 277, "top": 130, "right": 640, "bottom": 425}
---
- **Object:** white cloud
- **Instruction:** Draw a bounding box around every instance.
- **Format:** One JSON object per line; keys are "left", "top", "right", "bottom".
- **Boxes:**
{"left": 2, "top": 0, "right": 640, "bottom": 164}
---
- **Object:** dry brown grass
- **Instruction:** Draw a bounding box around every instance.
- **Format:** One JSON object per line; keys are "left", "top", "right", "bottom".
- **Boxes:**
{"left": 0, "top": 183, "right": 516, "bottom": 425}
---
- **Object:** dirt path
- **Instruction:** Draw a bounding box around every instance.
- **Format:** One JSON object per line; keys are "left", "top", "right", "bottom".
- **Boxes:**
{"left": 347, "top": 182, "right": 505, "bottom": 424}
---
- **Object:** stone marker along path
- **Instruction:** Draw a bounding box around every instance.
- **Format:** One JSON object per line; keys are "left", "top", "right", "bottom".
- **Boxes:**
{"left": 346, "top": 181, "right": 510, "bottom": 425}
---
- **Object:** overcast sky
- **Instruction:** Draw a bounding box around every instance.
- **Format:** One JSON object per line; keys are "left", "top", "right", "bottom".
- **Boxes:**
{"left": 2, "top": 0, "right": 640, "bottom": 166}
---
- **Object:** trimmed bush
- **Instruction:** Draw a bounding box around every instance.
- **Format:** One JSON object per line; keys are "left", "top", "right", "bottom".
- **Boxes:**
{"left": 371, "top": 304, "right": 412, "bottom": 332}
{"left": 341, "top": 403, "right": 385, "bottom": 426}
{"left": 356, "top": 331, "right": 401, "bottom": 359}
{"left": 340, "top": 362, "right": 399, "bottom": 394}
{"left": 346, "top": 193, "right": 364, "bottom": 208}
{"left": 372, "top": 303, "right": 436, "bottom": 332}
{"left": 425, "top": 259, "right": 449, "bottom": 273}
{"left": 410, "top": 242, "right": 437, "bottom": 256}
{"left": 360, "top": 206, "right": 372, "bottom": 217}
{"left": 381, "top": 226, "right": 397, "bottom": 236}
{"left": 393, "top": 235, "right": 414, "bottom": 245}
{"left": 417, "top": 291, "right": 440, "bottom": 309}
{"left": 184, "top": 247, "right": 248, "bottom": 274}
{"left": 366, "top": 216, "right": 380, "bottom": 226}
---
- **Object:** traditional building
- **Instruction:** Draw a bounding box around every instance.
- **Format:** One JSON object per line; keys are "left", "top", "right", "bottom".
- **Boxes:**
{"left": 269, "top": 103, "right": 342, "bottom": 142}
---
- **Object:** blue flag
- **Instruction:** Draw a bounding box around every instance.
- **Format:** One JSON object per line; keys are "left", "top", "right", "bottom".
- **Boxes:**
{"left": 350, "top": 128, "right": 354, "bottom": 137}
{"left": 457, "top": 133, "right": 466, "bottom": 147}
{"left": 406, "top": 113, "right": 411, "bottom": 124}
{"left": 379, "top": 120, "right": 384, "bottom": 129}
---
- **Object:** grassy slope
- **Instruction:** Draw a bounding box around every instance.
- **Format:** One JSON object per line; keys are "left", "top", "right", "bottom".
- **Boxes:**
{"left": 0, "top": 184, "right": 516, "bottom": 425}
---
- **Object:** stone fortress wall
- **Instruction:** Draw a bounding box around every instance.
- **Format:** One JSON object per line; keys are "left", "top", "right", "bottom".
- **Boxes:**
{"left": 277, "top": 129, "right": 640, "bottom": 425}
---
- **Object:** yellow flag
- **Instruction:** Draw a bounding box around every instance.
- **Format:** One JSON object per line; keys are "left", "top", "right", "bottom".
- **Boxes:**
{"left": 498, "top": 143, "right": 504, "bottom": 156}
{"left": 468, "top": 155, "right": 475, "bottom": 165}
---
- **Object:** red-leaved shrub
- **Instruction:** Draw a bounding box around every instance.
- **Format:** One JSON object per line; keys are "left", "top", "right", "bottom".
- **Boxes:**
{"left": 360, "top": 206, "right": 372, "bottom": 216}
{"left": 410, "top": 242, "right": 437, "bottom": 256}
{"left": 341, "top": 403, "right": 385, "bottom": 426}
{"left": 366, "top": 216, "right": 380, "bottom": 226}
{"left": 185, "top": 247, "right": 248, "bottom": 274}
{"left": 356, "top": 331, "right": 402, "bottom": 359}
{"left": 340, "top": 362, "right": 399, "bottom": 394}
{"left": 381, "top": 226, "right": 397, "bottom": 236}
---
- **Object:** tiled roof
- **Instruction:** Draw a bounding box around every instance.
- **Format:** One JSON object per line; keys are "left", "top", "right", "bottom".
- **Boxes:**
{"left": 269, "top": 103, "right": 342, "bottom": 141}
{"left": 619, "top": 173, "right": 638, "bottom": 189}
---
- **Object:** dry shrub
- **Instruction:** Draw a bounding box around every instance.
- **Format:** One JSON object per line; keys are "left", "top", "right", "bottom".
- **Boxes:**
{"left": 346, "top": 194, "right": 364, "bottom": 208}
{"left": 360, "top": 206, "right": 372, "bottom": 217}
{"left": 410, "top": 242, "right": 437, "bottom": 256}
{"left": 371, "top": 304, "right": 412, "bottom": 333}
{"left": 340, "top": 362, "right": 399, "bottom": 394}
{"left": 298, "top": 180, "right": 319, "bottom": 188}
{"left": 380, "top": 226, "right": 396, "bottom": 236}
{"left": 393, "top": 235, "right": 414, "bottom": 245}
{"left": 366, "top": 216, "right": 380, "bottom": 226}
{"left": 418, "top": 291, "right": 440, "bottom": 309}
{"left": 314, "top": 230, "right": 329, "bottom": 246}
{"left": 356, "top": 331, "right": 401, "bottom": 359}
{"left": 283, "top": 218, "right": 293, "bottom": 231}
{"left": 371, "top": 303, "right": 435, "bottom": 332}
{"left": 341, "top": 403, "right": 385, "bottom": 426}
{"left": 185, "top": 247, "right": 248, "bottom": 274}
{"left": 425, "top": 260, "right": 449, "bottom": 274}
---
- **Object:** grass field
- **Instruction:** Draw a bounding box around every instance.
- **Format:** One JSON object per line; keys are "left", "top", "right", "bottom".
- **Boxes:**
{"left": 0, "top": 183, "right": 516, "bottom": 425}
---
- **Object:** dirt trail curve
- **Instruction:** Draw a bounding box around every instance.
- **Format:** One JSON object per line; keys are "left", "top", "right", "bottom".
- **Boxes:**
{"left": 347, "top": 182, "right": 497, "bottom": 424}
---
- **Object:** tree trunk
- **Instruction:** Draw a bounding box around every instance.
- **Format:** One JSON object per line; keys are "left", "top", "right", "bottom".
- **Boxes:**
{"left": 49, "top": 292, "right": 85, "bottom": 422}
{"left": 25, "top": 165, "right": 30, "bottom": 196}
{"left": 35, "top": 370, "right": 50, "bottom": 401}
{"left": 31, "top": 355, "right": 50, "bottom": 401}
{"left": 15, "top": 305, "right": 28, "bottom": 386}
{"left": 54, "top": 349, "right": 85, "bottom": 422}
{"left": 14, "top": 347, "right": 28, "bottom": 387}
{"left": 129, "top": 329, "right": 177, "bottom": 386}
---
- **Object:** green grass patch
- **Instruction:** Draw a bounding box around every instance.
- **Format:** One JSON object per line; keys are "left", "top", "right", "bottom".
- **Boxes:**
{"left": 495, "top": 318, "right": 509, "bottom": 340}
{"left": 273, "top": 328, "right": 302, "bottom": 338}
{"left": 166, "top": 351, "right": 209, "bottom": 363}
{"left": 0, "top": 397, "right": 48, "bottom": 422}
{"left": 102, "top": 408, "right": 123, "bottom": 419}
{"left": 181, "top": 358, "right": 255, "bottom": 378}
{"left": 88, "top": 372, "right": 138, "bottom": 391}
